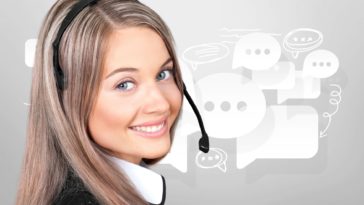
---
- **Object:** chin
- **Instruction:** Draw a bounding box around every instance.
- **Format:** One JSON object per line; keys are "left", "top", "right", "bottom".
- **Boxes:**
{"left": 142, "top": 140, "right": 171, "bottom": 159}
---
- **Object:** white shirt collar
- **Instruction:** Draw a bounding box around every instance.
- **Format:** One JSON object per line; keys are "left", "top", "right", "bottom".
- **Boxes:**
{"left": 108, "top": 156, "right": 165, "bottom": 205}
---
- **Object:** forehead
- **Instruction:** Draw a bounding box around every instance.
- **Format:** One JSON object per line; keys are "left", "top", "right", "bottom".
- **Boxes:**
{"left": 103, "top": 27, "right": 171, "bottom": 75}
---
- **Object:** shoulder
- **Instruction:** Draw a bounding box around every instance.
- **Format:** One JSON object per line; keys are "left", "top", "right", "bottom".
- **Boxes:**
{"left": 53, "top": 190, "right": 99, "bottom": 205}
{"left": 53, "top": 172, "right": 100, "bottom": 205}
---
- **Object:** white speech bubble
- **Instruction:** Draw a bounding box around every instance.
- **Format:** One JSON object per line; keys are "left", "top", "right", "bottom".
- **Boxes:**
{"left": 182, "top": 43, "right": 229, "bottom": 70}
{"left": 195, "top": 147, "right": 227, "bottom": 172}
{"left": 252, "top": 61, "right": 295, "bottom": 90}
{"left": 283, "top": 28, "right": 323, "bottom": 59}
{"left": 236, "top": 105, "right": 319, "bottom": 169}
{"left": 25, "top": 39, "right": 37, "bottom": 67}
{"left": 236, "top": 106, "right": 275, "bottom": 169}
{"left": 277, "top": 71, "right": 321, "bottom": 104}
{"left": 195, "top": 73, "right": 266, "bottom": 138}
{"left": 255, "top": 105, "right": 319, "bottom": 159}
{"left": 232, "top": 32, "right": 281, "bottom": 70}
{"left": 303, "top": 49, "right": 339, "bottom": 79}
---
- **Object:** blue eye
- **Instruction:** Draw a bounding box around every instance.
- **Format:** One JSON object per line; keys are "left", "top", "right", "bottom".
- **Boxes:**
{"left": 157, "top": 68, "right": 173, "bottom": 81}
{"left": 115, "top": 68, "right": 174, "bottom": 92}
{"left": 116, "top": 81, "right": 135, "bottom": 91}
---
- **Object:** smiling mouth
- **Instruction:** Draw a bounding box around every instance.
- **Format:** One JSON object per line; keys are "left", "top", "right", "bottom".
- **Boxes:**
{"left": 129, "top": 120, "right": 166, "bottom": 133}
{"left": 128, "top": 119, "right": 169, "bottom": 139}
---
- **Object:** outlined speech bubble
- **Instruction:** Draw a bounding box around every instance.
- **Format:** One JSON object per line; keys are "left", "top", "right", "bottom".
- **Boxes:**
{"left": 232, "top": 32, "right": 281, "bottom": 70}
{"left": 303, "top": 49, "right": 339, "bottom": 79}
{"left": 195, "top": 73, "right": 266, "bottom": 138}
{"left": 195, "top": 147, "right": 228, "bottom": 172}
{"left": 283, "top": 28, "right": 323, "bottom": 59}
{"left": 182, "top": 43, "right": 229, "bottom": 70}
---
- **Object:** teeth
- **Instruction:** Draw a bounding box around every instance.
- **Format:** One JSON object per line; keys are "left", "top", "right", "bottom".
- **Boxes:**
{"left": 131, "top": 121, "right": 165, "bottom": 133}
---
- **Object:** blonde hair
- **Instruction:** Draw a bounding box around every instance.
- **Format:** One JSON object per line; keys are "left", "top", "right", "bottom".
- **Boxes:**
{"left": 16, "top": 0, "right": 183, "bottom": 204}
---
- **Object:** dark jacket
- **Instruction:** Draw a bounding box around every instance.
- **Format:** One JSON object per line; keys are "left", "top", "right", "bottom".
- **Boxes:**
{"left": 52, "top": 172, "right": 166, "bottom": 205}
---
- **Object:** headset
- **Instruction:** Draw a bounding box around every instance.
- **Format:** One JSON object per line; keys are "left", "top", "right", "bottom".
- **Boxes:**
{"left": 52, "top": 0, "right": 209, "bottom": 153}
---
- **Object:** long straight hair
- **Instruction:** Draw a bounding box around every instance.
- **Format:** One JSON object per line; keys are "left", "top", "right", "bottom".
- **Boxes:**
{"left": 16, "top": 0, "right": 183, "bottom": 204}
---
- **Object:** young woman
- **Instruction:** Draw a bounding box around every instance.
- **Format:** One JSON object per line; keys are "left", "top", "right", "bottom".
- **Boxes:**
{"left": 16, "top": 0, "right": 209, "bottom": 205}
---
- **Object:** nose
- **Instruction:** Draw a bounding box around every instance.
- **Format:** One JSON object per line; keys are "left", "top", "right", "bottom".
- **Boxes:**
{"left": 142, "top": 84, "right": 170, "bottom": 115}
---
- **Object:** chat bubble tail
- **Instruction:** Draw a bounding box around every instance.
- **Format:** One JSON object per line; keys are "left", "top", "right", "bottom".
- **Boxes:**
{"left": 191, "top": 63, "right": 198, "bottom": 71}
{"left": 236, "top": 142, "right": 259, "bottom": 169}
{"left": 217, "top": 163, "right": 227, "bottom": 173}
{"left": 277, "top": 95, "right": 288, "bottom": 104}
{"left": 158, "top": 139, "right": 188, "bottom": 172}
{"left": 236, "top": 157, "right": 256, "bottom": 170}
{"left": 231, "top": 60, "right": 242, "bottom": 70}
{"left": 292, "top": 51, "right": 299, "bottom": 59}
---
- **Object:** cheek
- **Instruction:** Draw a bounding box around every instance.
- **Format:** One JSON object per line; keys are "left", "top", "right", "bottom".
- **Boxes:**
{"left": 164, "top": 84, "right": 182, "bottom": 113}
{"left": 88, "top": 94, "right": 133, "bottom": 147}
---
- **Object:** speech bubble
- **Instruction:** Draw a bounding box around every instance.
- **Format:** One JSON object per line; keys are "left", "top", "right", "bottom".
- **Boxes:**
{"left": 283, "top": 28, "right": 323, "bottom": 59}
{"left": 236, "top": 106, "right": 275, "bottom": 169}
{"left": 256, "top": 105, "right": 319, "bottom": 159}
{"left": 252, "top": 61, "right": 295, "bottom": 90}
{"left": 303, "top": 49, "right": 339, "bottom": 79}
{"left": 232, "top": 32, "right": 281, "bottom": 70}
{"left": 195, "top": 73, "right": 266, "bottom": 138}
{"left": 25, "top": 38, "right": 37, "bottom": 67}
{"left": 182, "top": 43, "right": 229, "bottom": 70}
{"left": 277, "top": 71, "right": 321, "bottom": 104}
{"left": 195, "top": 147, "right": 227, "bottom": 172}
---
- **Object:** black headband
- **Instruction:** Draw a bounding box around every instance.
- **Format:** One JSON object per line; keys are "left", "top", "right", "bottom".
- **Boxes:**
{"left": 53, "top": 0, "right": 99, "bottom": 90}
{"left": 52, "top": 0, "right": 209, "bottom": 153}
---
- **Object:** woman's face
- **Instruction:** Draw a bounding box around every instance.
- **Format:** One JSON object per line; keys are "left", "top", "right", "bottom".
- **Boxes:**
{"left": 88, "top": 27, "right": 182, "bottom": 164}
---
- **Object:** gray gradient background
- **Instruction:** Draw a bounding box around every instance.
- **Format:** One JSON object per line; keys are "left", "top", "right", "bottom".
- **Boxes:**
{"left": 1, "top": 0, "right": 363, "bottom": 204}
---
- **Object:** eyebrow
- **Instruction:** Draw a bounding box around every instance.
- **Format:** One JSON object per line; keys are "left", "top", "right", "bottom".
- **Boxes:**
{"left": 105, "top": 57, "right": 173, "bottom": 79}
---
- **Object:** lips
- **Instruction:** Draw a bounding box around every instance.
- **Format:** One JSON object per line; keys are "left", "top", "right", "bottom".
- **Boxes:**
{"left": 130, "top": 116, "right": 168, "bottom": 127}
{"left": 129, "top": 119, "right": 168, "bottom": 138}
